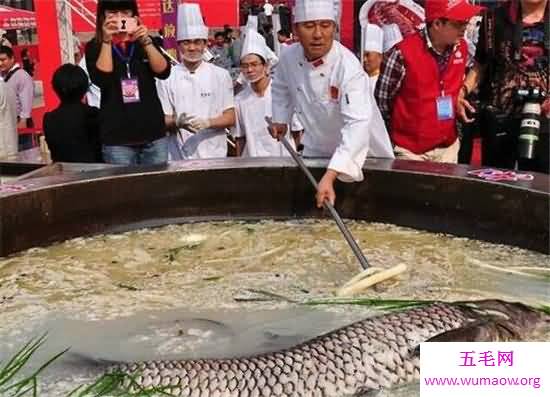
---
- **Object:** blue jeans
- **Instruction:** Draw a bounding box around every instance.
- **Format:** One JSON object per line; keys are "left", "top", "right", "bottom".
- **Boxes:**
{"left": 18, "top": 134, "right": 34, "bottom": 151}
{"left": 102, "top": 137, "right": 168, "bottom": 166}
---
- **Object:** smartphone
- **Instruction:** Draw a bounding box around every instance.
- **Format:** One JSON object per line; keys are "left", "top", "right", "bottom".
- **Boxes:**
{"left": 116, "top": 17, "right": 138, "bottom": 34}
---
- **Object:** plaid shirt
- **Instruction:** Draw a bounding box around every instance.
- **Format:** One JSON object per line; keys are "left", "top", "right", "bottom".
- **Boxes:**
{"left": 375, "top": 29, "right": 456, "bottom": 123}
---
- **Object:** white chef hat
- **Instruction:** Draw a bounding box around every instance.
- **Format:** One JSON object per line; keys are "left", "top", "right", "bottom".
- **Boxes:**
{"left": 241, "top": 28, "right": 269, "bottom": 61}
{"left": 177, "top": 3, "right": 209, "bottom": 41}
{"left": 246, "top": 15, "right": 259, "bottom": 31}
{"left": 382, "top": 23, "right": 403, "bottom": 52}
{"left": 293, "top": 0, "right": 336, "bottom": 23}
{"left": 362, "top": 24, "right": 383, "bottom": 53}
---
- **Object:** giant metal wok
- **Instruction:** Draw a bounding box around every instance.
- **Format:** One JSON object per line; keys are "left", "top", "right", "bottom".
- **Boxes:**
{"left": 1, "top": 158, "right": 548, "bottom": 257}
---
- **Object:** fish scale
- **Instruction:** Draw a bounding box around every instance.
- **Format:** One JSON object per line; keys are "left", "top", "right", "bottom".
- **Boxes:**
{"left": 113, "top": 300, "right": 550, "bottom": 396}
{"left": 113, "top": 303, "right": 472, "bottom": 396}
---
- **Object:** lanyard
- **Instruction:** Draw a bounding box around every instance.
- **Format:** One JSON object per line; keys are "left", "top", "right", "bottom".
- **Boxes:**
{"left": 112, "top": 43, "right": 135, "bottom": 79}
{"left": 437, "top": 51, "right": 453, "bottom": 97}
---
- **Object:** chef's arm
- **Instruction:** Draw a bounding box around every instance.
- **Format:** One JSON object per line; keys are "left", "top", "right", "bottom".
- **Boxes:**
{"left": 164, "top": 114, "right": 179, "bottom": 133}
{"left": 329, "top": 74, "right": 373, "bottom": 183}
{"left": 209, "top": 108, "right": 235, "bottom": 129}
{"left": 271, "top": 64, "right": 292, "bottom": 124}
{"left": 165, "top": 114, "right": 175, "bottom": 128}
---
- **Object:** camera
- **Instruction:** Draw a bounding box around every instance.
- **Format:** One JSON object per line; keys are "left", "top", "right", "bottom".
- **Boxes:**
{"left": 515, "top": 87, "right": 546, "bottom": 160}
{"left": 116, "top": 16, "right": 138, "bottom": 34}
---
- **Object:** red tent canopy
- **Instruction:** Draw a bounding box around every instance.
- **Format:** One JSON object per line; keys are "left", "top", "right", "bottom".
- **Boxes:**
{"left": 0, "top": 5, "right": 36, "bottom": 30}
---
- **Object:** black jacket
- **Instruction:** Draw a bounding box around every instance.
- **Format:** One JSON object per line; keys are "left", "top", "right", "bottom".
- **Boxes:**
{"left": 85, "top": 39, "right": 171, "bottom": 145}
{"left": 43, "top": 102, "right": 101, "bottom": 163}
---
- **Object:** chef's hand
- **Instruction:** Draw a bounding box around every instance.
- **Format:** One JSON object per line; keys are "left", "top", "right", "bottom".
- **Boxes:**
{"left": 176, "top": 113, "right": 197, "bottom": 133}
{"left": 189, "top": 116, "right": 211, "bottom": 131}
{"left": 316, "top": 169, "right": 338, "bottom": 208}
{"left": 267, "top": 117, "right": 288, "bottom": 141}
{"left": 269, "top": 123, "right": 287, "bottom": 140}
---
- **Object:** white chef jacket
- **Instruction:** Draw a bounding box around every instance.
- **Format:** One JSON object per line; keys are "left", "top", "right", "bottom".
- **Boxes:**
{"left": 290, "top": 113, "right": 303, "bottom": 131}
{"left": 0, "top": 80, "right": 17, "bottom": 158}
{"left": 78, "top": 57, "right": 101, "bottom": 108}
{"left": 368, "top": 74, "right": 379, "bottom": 97}
{"left": 234, "top": 81, "right": 294, "bottom": 157}
{"left": 157, "top": 61, "right": 234, "bottom": 160}
{"left": 272, "top": 40, "right": 394, "bottom": 182}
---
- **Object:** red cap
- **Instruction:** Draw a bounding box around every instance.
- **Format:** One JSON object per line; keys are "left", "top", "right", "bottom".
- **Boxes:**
{"left": 425, "top": 0, "right": 484, "bottom": 22}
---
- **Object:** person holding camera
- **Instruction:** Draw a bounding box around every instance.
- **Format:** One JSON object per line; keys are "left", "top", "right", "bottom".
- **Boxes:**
{"left": 457, "top": 0, "right": 549, "bottom": 173}
{"left": 375, "top": 0, "right": 483, "bottom": 163}
{"left": 85, "top": 0, "right": 171, "bottom": 166}
{"left": 156, "top": 3, "right": 235, "bottom": 161}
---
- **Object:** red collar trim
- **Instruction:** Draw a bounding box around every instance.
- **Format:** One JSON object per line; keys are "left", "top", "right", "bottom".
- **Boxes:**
{"left": 311, "top": 58, "right": 324, "bottom": 68}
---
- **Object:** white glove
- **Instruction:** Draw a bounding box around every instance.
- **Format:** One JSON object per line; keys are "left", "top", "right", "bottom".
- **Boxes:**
{"left": 189, "top": 116, "right": 211, "bottom": 131}
{"left": 176, "top": 113, "right": 196, "bottom": 132}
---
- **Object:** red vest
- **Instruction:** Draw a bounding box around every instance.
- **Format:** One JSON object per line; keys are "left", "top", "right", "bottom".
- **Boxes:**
{"left": 390, "top": 33, "right": 467, "bottom": 154}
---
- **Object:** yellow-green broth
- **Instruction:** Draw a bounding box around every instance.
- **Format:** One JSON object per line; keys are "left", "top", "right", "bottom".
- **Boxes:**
{"left": 0, "top": 219, "right": 548, "bottom": 396}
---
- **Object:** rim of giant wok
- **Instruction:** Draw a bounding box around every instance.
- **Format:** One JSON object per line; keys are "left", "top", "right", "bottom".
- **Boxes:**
{"left": 0, "top": 157, "right": 548, "bottom": 257}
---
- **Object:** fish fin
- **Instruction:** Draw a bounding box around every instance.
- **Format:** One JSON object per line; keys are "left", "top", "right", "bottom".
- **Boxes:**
{"left": 65, "top": 351, "right": 120, "bottom": 368}
{"left": 353, "top": 387, "right": 380, "bottom": 397}
{"left": 410, "top": 344, "right": 420, "bottom": 358}
{"left": 424, "top": 320, "right": 519, "bottom": 342}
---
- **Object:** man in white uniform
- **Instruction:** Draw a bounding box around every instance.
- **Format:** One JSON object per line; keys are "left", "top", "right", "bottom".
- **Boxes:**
{"left": 234, "top": 29, "right": 294, "bottom": 157}
{"left": 157, "top": 3, "right": 235, "bottom": 160}
{"left": 0, "top": 79, "right": 17, "bottom": 158}
{"left": 270, "top": 0, "right": 394, "bottom": 208}
{"left": 362, "top": 24, "right": 383, "bottom": 96}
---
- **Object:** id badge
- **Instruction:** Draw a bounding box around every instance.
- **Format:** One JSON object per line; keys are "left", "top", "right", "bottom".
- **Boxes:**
{"left": 121, "top": 78, "right": 140, "bottom": 104}
{"left": 436, "top": 95, "right": 454, "bottom": 121}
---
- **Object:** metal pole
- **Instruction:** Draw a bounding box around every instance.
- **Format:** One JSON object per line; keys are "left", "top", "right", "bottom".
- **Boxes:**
{"left": 279, "top": 137, "right": 370, "bottom": 271}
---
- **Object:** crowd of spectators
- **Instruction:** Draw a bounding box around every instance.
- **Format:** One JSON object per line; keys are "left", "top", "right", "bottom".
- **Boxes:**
{"left": 0, "top": 0, "right": 548, "bottom": 176}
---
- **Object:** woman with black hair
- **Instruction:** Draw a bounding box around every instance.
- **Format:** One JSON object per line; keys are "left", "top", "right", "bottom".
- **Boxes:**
{"left": 85, "top": 0, "right": 171, "bottom": 165}
{"left": 43, "top": 64, "right": 101, "bottom": 162}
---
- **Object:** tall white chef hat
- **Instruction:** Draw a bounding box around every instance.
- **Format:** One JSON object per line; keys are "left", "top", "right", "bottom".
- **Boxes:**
{"left": 240, "top": 28, "right": 269, "bottom": 61}
{"left": 382, "top": 23, "right": 403, "bottom": 52}
{"left": 362, "top": 24, "right": 383, "bottom": 53}
{"left": 293, "top": 0, "right": 336, "bottom": 23}
{"left": 177, "top": 3, "right": 209, "bottom": 41}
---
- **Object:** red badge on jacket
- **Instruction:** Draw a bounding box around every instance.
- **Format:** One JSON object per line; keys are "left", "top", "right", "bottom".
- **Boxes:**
{"left": 330, "top": 86, "right": 339, "bottom": 100}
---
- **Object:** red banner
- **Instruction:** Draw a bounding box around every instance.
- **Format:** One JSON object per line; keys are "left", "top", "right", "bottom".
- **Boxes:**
{"left": 181, "top": 0, "right": 238, "bottom": 28}
{"left": 160, "top": 0, "right": 178, "bottom": 61}
{"left": 137, "top": 0, "right": 162, "bottom": 29}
